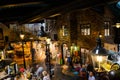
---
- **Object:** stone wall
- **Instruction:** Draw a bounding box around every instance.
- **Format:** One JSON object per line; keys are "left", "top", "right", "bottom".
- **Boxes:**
{"left": 77, "top": 9, "right": 104, "bottom": 49}
{"left": 56, "top": 6, "right": 115, "bottom": 50}
{"left": 56, "top": 13, "right": 71, "bottom": 47}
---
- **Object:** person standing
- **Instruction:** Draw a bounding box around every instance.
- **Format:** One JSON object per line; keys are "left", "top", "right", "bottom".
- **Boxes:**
{"left": 35, "top": 64, "right": 44, "bottom": 78}
{"left": 66, "top": 49, "right": 71, "bottom": 65}
{"left": 80, "top": 64, "right": 87, "bottom": 80}
{"left": 88, "top": 71, "right": 96, "bottom": 80}
{"left": 42, "top": 71, "right": 51, "bottom": 80}
{"left": 31, "top": 47, "right": 36, "bottom": 63}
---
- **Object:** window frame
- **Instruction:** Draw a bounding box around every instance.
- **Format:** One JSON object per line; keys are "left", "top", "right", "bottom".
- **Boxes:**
{"left": 104, "top": 21, "right": 110, "bottom": 36}
{"left": 80, "top": 23, "right": 91, "bottom": 35}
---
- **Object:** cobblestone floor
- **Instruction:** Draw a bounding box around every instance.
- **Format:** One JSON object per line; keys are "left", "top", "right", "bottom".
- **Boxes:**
{"left": 52, "top": 64, "right": 81, "bottom": 80}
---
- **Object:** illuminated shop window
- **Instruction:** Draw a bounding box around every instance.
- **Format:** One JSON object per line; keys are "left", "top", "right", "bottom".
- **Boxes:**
{"left": 80, "top": 24, "right": 90, "bottom": 35}
{"left": 104, "top": 22, "right": 110, "bottom": 36}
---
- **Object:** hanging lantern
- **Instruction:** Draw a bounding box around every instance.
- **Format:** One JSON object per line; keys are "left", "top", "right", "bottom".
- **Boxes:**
{"left": 91, "top": 37, "right": 108, "bottom": 72}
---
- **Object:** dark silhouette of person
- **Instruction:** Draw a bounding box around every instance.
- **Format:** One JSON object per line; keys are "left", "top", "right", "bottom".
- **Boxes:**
{"left": 31, "top": 47, "right": 36, "bottom": 63}
{"left": 87, "top": 63, "right": 94, "bottom": 72}
{"left": 40, "top": 26, "right": 47, "bottom": 37}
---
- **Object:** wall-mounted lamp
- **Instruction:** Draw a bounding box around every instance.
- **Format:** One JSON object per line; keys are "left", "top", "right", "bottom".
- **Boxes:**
{"left": 99, "top": 33, "right": 102, "bottom": 38}
{"left": 116, "top": 23, "right": 120, "bottom": 28}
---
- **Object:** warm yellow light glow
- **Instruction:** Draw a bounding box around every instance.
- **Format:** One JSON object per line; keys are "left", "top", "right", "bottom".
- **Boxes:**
{"left": 74, "top": 46, "right": 77, "bottom": 51}
{"left": 116, "top": 25, "right": 120, "bottom": 28}
{"left": 1, "top": 51, "right": 4, "bottom": 60}
{"left": 20, "top": 34, "right": 25, "bottom": 40}
{"left": 46, "top": 38, "right": 51, "bottom": 44}
{"left": 99, "top": 34, "right": 102, "bottom": 38}
{"left": 116, "top": 23, "right": 120, "bottom": 28}
{"left": 62, "top": 65, "right": 68, "bottom": 70}
{"left": 97, "top": 56, "right": 102, "bottom": 62}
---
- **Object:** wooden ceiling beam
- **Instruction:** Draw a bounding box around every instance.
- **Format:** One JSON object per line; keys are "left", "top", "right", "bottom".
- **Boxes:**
{"left": 20, "top": 0, "right": 116, "bottom": 23}
{"left": 0, "top": 1, "right": 44, "bottom": 9}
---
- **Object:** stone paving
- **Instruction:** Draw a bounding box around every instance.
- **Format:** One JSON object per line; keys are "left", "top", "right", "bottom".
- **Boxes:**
{"left": 52, "top": 64, "right": 81, "bottom": 80}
